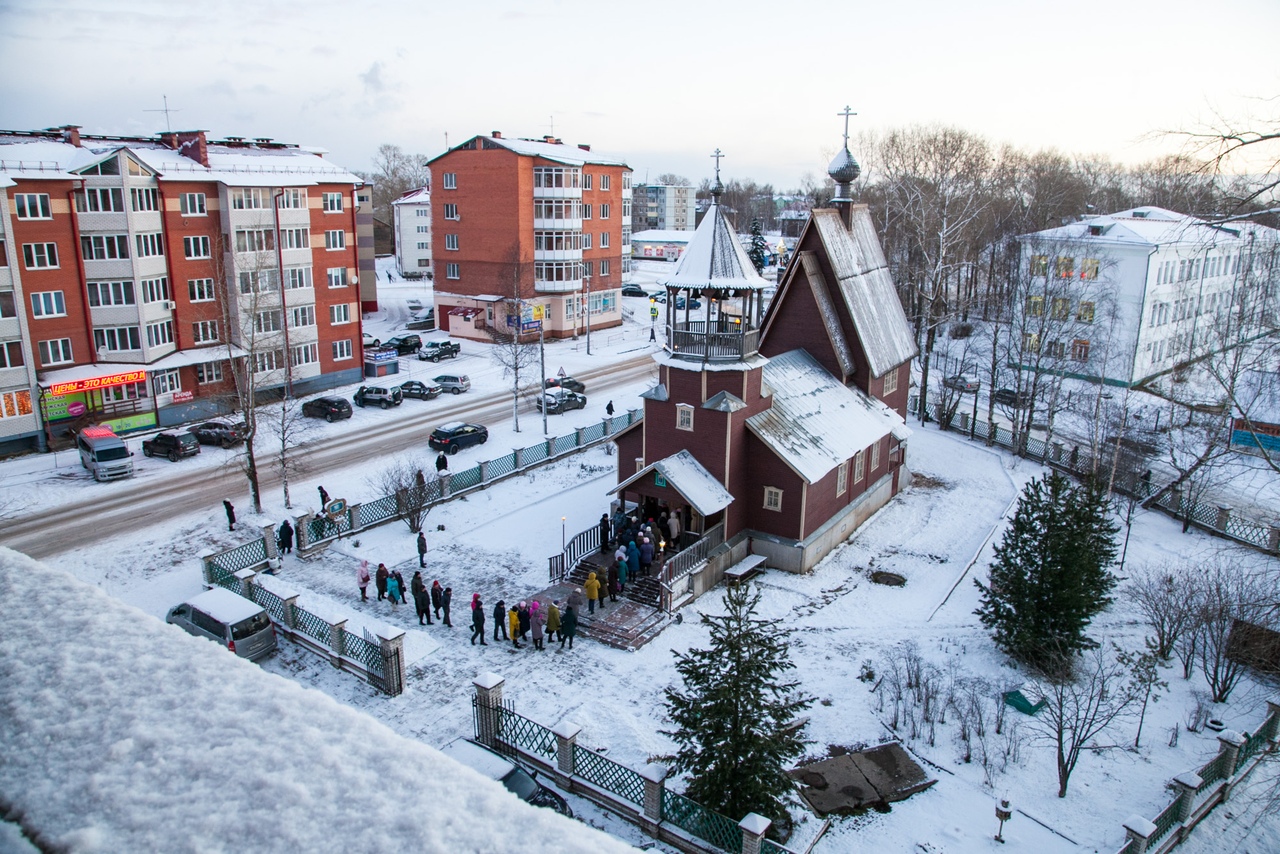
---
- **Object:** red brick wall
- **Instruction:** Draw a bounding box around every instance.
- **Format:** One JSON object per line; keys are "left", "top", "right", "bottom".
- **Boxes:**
{"left": 311, "top": 183, "right": 361, "bottom": 373}
{"left": 159, "top": 180, "right": 222, "bottom": 351}
{"left": 431, "top": 146, "right": 529, "bottom": 299}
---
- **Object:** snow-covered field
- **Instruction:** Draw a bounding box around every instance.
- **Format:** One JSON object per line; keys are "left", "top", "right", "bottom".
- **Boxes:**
{"left": 2, "top": 269, "right": 1278, "bottom": 852}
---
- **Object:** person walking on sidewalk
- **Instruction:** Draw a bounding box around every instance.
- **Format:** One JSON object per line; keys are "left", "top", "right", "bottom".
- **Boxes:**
{"left": 391, "top": 569, "right": 408, "bottom": 604}
{"left": 530, "top": 601, "right": 545, "bottom": 651}
{"left": 277, "top": 520, "right": 294, "bottom": 555}
{"left": 417, "top": 531, "right": 428, "bottom": 568}
{"left": 412, "top": 572, "right": 431, "bottom": 625}
{"left": 385, "top": 572, "right": 402, "bottom": 609}
{"left": 508, "top": 605, "right": 523, "bottom": 649}
{"left": 492, "top": 599, "right": 508, "bottom": 642}
{"left": 375, "top": 564, "right": 389, "bottom": 601}
{"left": 546, "top": 600, "right": 561, "bottom": 644}
{"left": 470, "top": 594, "right": 488, "bottom": 645}
{"left": 318, "top": 485, "right": 330, "bottom": 507}
{"left": 431, "top": 580, "right": 444, "bottom": 619}
{"left": 222, "top": 500, "right": 236, "bottom": 532}
{"left": 584, "top": 573, "right": 600, "bottom": 614}
{"left": 357, "top": 561, "right": 371, "bottom": 601}
{"left": 441, "top": 586, "right": 453, "bottom": 627}
{"left": 435, "top": 452, "right": 448, "bottom": 474}
{"left": 560, "top": 606, "right": 578, "bottom": 650}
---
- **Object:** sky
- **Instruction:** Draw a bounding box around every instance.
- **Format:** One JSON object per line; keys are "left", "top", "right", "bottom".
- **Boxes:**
{"left": 1, "top": 0, "right": 1277, "bottom": 187}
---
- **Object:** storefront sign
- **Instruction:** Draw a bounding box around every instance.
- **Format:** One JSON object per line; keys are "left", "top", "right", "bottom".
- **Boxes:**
{"left": 172, "top": 391, "right": 194, "bottom": 403}
{"left": 104, "top": 412, "right": 157, "bottom": 432}
{"left": 49, "top": 370, "right": 147, "bottom": 396}
{"left": 366, "top": 349, "right": 398, "bottom": 364}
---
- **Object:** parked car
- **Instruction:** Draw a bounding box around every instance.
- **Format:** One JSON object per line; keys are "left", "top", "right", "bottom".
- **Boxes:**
{"left": 302, "top": 396, "right": 353, "bottom": 422}
{"left": 544, "top": 376, "right": 586, "bottom": 394}
{"left": 651, "top": 291, "right": 702, "bottom": 309}
{"left": 537, "top": 388, "right": 588, "bottom": 414}
{"left": 399, "top": 379, "right": 443, "bottom": 400}
{"left": 362, "top": 332, "right": 381, "bottom": 348}
{"left": 433, "top": 374, "right": 471, "bottom": 395}
{"left": 428, "top": 421, "right": 489, "bottom": 454}
{"left": 188, "top": 419, "right": 246, "bottom": 448}
{"left": 439, "top": 738, "right": 572, "bottom": 817}
{"left": 418, "top": 340, "right": 461, "bottom": 362}
{"left": 621, "top": 283, "right": 650, "bottom": 298}
{"left": 384, "top": 334, "right": 423, "bottom": 355}
{"left": 353, "top": 385, "right": 404, "bottom": 409}
{"left": 142, "top": 431, "right": 201, "bottom": 462}
{"left": 943, "top": 375, "right": 981, "bottom": 394}
{"left": 993, "top": 388, "right": 1031, "bottom": 408}
{"left": 166, "top": 588, "right": 277, "bottom": 662}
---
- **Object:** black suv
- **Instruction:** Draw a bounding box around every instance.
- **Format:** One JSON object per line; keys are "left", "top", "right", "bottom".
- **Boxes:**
{"left": 428, "top": 422, "right": 489, "bottom": 454}
{"left": 142, "top": 431, "right": 201, "bottom": 462}
{"left": 384, "top": 334, "right": 423, "bottom": 355}
{"left": 537, "top": 388, "right": 587, "bottom": 414}
{"left": 302, "top": 396, "right": 353, "bottom": 422}
{"left": 188, "top": 419, "right": 246, "bottom": 448}
{"left": 353, "top": 385, "right": 403, "bottom": 409}
{"left": 545, "top": 376, "right": 586, "bottom": 394}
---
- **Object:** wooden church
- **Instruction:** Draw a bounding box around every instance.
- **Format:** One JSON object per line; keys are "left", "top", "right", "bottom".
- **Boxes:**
{"left": 611, "top": 141, "right": 917, "bottom": 573}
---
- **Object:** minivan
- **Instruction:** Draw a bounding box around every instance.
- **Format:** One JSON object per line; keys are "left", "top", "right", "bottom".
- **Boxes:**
{"left": 439, "top": 738, "right": 572, "bottom": 817}
{"left": 166, "top": 588, "right": 278, "bottom": 661}
{"left": 77, "top": 425, "right": 135, "bottom": 482}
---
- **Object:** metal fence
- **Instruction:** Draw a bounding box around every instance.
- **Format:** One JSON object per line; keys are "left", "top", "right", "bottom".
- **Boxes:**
{"left": 573, "top": 744, "right": 645, "bottom": 806}
{"left": 663, "top": 789, "right": 744, "bottom": 854}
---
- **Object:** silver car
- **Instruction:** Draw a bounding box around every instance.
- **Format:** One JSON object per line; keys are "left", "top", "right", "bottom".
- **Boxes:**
{"left": 166, "top": 588, "right": 278, "bottom": 661}
{"left": 433, "top": 374, "right": 471, "bottom": 395}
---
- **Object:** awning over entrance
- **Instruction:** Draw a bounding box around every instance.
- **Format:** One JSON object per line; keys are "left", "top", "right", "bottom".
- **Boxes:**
{"left": 610, "top": 450, "right": 734, "bottom": 517}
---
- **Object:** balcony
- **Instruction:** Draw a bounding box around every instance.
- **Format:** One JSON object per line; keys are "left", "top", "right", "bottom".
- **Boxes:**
{"left": 667, "top": 319, "right": 760, "bottom": 362}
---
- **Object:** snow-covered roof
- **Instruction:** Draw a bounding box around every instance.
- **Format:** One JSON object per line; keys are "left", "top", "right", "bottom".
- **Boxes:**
{"left": 662, "top": 203, "right": 771, "bottom": 293}
{"left": 610, "top": 450, "right": 734, "bottom": 516}
{"left": 631, "top": 230, "right": 695, "bottom": 244}
{"left": 1019, "top": 206, "right": 1280, "bottom": 248}
{"left": 444, "top": 134, "right": 629, "bottom": 168}
{"left": 0, "top": 547, "right": 632, "bottom": 853}
{"left": 393, "top": 187, "right": 431, "bottom": 206}
{"left": 811, "top": 208, "right": 918, "bottom": 377}
{"left": 747, "top": 349, "right": 910, "bottom": 483}
{"left": 183, "top": 586, "right": 266, "bottom": 624}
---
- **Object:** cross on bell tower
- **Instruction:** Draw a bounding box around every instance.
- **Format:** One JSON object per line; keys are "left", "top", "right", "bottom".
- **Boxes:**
{"left": 837, "top": 106, "right": 857, "bottom": 148}
{"left": 710, "top": 148, "right": 725, "bottom": 201}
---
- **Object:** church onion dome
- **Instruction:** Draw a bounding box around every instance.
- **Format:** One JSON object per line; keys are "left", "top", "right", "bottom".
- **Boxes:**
{"left": 662, "top": 202, "right": 771, "bottom": 293}
{"left": 828, "top": 146, "right": 861, "bottom": 184}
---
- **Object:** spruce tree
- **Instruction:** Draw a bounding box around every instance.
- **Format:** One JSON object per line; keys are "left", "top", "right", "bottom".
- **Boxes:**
{"left": 974, "top": 473, "right": 1119, "bottom": 674}
{"left": 748, "top": 218, "right": 768, "bottom": 274}
{"left": 663, "top": 583, "right": 813, "bottom": 825}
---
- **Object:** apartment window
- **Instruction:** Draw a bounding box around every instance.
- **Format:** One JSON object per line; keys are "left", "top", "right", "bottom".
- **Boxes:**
{"left": 416, "top": 208, "right": 428, "bottom": 217}
{"left": 237, "top": 229, "right": 276, "bottom": 253}
{"left": 1045, "top": 340, "right": 1066, "bottom": 359}
{"left": 622, "top": 173, "right": 631, "bottom": 189}
{"left": 600, "top": 175, "right": 611, "bottom": 191}
{"left": 332, "top": 339, "right": 353, "bottom": 360}
{"left": 1029, "top": 255, "right": 1048, "bottom": 276}
{"left": 535, "top": 261, "right": 583, "bottom": 283}
{"left": 130, "top": 187, "right": 158, "bottom": 212}
{"left": 126, "top": 159, "right": 150, "bottom": 177}
{"left": 188, "top": 278, "right": 215, "bottom": 302}
{"left": 1051, "top": 297, "right": 1070, "bottom": 321}
{"left": 291, "top": 343, "right": 319, "bottom": 367}
{"left": 15, "top": 194, "right": 52, "bottom": 219}
{"left": 192, "top": 320, "right": 219, "bottom": 343}
{"left": 326, "top": 267, "right": 348, "bottom": 288}
{"left": 81, "top": 234, "right": 130, "bottom": 260}
{"left": 1022, "top": 332, "right": 1040, "bottom": 354}
{"left": 583, "top": 261, "right": 594, "bottom": 278}
{"left": 31, "top": 291, "right": 66, "bottom": 317}
{"left": 870, "top": 440, "right": 880, "bottom": 471}
{"left": 445, "top": 234, "right": 459, "bottom": 251}
{"left": 280, "top": 228, "right": 309, "bottom": 250}
{"left": 184, "top": 235, "right": 211, "bottom": 259}
{"left": 330, "top": 303, "right": 351, "bottom": 325}
{"left": 84, "top": 281, "right": 132, "bottom": 308}
{"left": 146, "top": 320, "right": 174, "bottom": 348}
{"left": 0, "top": 292, "right": 11, "bottom": 318}
{"left": 277, "top": 188, "right": 306, "bottom": 209}
{"left": 285, "top": 266, "right": 313, "bottom": 289}
{"left": 836, "top": 461, "right": 849, "bottom": 496}
{"left": 417, "top": 242, "right": 429, "bottom": 250}
{"left": 442, "top": 173, "right": 457, "bottom": 190}
{"left": 80, "top": 158, "right": 120, "bottom": 176}
{"left": 583, "top": 233, "right": 592, "bottom": 250}
{"left": 94, "top": 326, "right": 142, "bottom": 352}
{"left": 1056, "top": 256, "right": 1074, "bottom": 279}
{"left": 152, "top": 369, "right": 180, "bottom": 395}
{"left": 255, "top": 310, "right": 282, "bottom": 333}
{"left": 180, "top": 193, "right": 206, "bottom": 216}
{"left": 600, "top": 259, "right": 610, "bottom": 277}
{"left": 600, "top": 231, "right": 610, "bottom": 248}
{"left": 0, "top": 389, "right": 33, "bottom": 419}
{"left": 623, "top": 199, "right": 632, "bottom": 219}
{"left": 291, "top": 305, "right": 316, "bottom": 327}
{"left": 883, "top": 365, "right": 899, "bottom": 395}
{"left": 534, "top": 231, "right": 582, "bottom": 252}
{"left": 0, "top": 341, "right": 25, "bottom": 369}
{"left": 77, "top": 187, "right": 124, "bottom": 212}
{"left": 676, "top": 403, "right": 694, "bottom": 431}
{"left": 134, "top": 232, "right": 164, "bottom": 257}
{"left": 532, "top": 167, "right": 581, "bottom": 189}
{"left": 416, "top": 225, "right": 429, "bottom": 233}
{"left": 1080, "top": 258, "right": 1099, "bottom": 280}
{"left": 763, "top": 486, "right": 783, "bottom": 512}
{"left": 253, "top": 350, "right": 284, "bottom": 373}
{"left": 854, "top": 450, "right": 865, "bottom": 482}
{"left": 583, "top": 174, "right": 593, "bottom": 190}
{"left": 0, "top": 239, "right": 6, "bottom": 266}
{"left": 1026, "top": 296, "right": 1044, "bottom": 317}
{"left": 1076, "top": 301, "right": 1095, "bottom": 323}
{"left": 140, "top": 277, "right": 170, "bottom": 303}
{"left": 533, "top": 199, "right": 582, "bottom": 220}
{"left": 232, "top": 188, "right": 269, "bottom": 210}
{"left": 39, "top": 338, "right": 73, "bottom": 365}
{"left": 446, "top": 263, "right": 460, "bottom": 279}
{"left": 418, "top": 259, "right": 430, "bottom": 268}
{"left": 1071, "top": 339, "right": 1091, "bottom": 361}
{"left": 239, "top": 270, "right": 279, "bottom": 294}
{"left": 600, "top": 204, "right": 610, "bottom": 219}
{"left": 23, "top": 243, "right": 59, "bottom": 269}
{"left": 196, "top": 361, "right": 223, "bottom": 383}
{"left": 583, "top": 204, "right": 592, "bottom": 220}
{"left": 325, "top": 229, "right": 346, "bottom": 250}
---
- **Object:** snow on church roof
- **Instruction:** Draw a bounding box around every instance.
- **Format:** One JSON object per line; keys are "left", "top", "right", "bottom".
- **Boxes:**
{"left": 611, "top": 450, "right": 734, "bottom": 516}
{"left": 747, "top": 349, "right": 910, "bottom": 483}
{"left": 663, "top": 203, "right": 771, "bottom": 292}
{"left": 811, "top": 208, "right": 918, "bottom": 378}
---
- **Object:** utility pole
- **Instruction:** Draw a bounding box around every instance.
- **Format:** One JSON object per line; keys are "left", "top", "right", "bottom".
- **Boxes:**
{"left": 584, "top": 273, "right": 592, "bottom": 355}
{"left": 539, "top": 309, "right": 548, "bottom": 435}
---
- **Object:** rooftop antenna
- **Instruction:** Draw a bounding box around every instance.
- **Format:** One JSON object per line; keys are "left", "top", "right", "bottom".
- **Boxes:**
{"left": 544, "top": 115, "right": 555, "bottom": 138}
{"left": 145, "top": 95, "right": 181, "bottom": 133}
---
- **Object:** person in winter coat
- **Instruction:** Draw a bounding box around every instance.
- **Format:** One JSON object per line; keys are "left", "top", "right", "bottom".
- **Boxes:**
{"left": 546, "top": 600, "right": 561, "bottom": 643}
{"left": 639, "top": 537, "right": 655, "bottom": 577}
{"left": 431, "top": 580, "right": 444, "bottom": 619}
{"left": 493, "top": 600, "right": 508, "bottom": 642}
{"left": 442, "top": 586, "right": 453, "bottom": 627}
{"left": 606, "top": 562, "right": 620, "bottom": 603}
{"left": 411, "top": 572, "right": 431, "bottom": 625}
{"left": 470, "top": 594, "right": 488, "bottom": 645}
{"left": 568, "top": 587, "right": 586, "bottom": 613}
{"left": 385, "top": 572, "right": 402, "bottom": 608}
{"left": 417, "top": 531, "right": 428, "bottom": 568}
{"left": 616, "top": 555, "right": 628, "bottom": 591}
{"left": 278, "top": 520, "right": 294, "bottom": 554}
{"left": 391, "top": 569, "right": 408, "bottom": 604}
{"left": 357, "top": 561, "right": 371, "bottom": 601}
{"left": 626, "top": 541, "right": 641, "bottom": 581}
{"left": 517, "top": 601, "right": 531, "bottom": 640}
{"left": 668, "top": 512, "right": 680, "bottom": 544}
{"left": 508, "top": 605, "right": 523, "bottom": 648}
{"left": 560, "top": 606, "right": 578, "bottom": 650}
{"left": 318, "top": 485, "right": 330, "bottom": 506}
{"left": 606, "top": 400, "right": 614, "bottom": 417}
{"left": 614, "top": 542, "right": 627, "bottom": 566}
{"left": 611, "top": 508, "right": 626, "bottom": 541}
{"left": 435, "top": 452, "right": 448, "bottom": 473}
{"left": 530, "top": 601, "right": 545, "bottom": 650}
{"left": 598, "top": 513, "right": 611, "bottom": 553}
{"left": 584, "top": 572, "right": 600, "bottom": 614}
{"left": 375, "top": 564, "right": 389, "bottom": 601}
{"left": 223, "top": 500, "right": 236, "bottom": 532}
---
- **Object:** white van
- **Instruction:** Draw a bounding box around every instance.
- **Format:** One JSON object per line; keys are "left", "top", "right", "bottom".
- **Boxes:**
{"left": 77, "top": 425, "right": 135, "bottom": 481}
{"left": 166, "top": 588, "right": 278, "bottom": 661}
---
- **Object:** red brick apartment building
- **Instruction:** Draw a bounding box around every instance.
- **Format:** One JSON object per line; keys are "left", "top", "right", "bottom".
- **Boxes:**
{"left": 0, "top": 126, "right": 367, "bottom": 453}
{"left": 426, "top": 132, "right": 631, "bottom": 341}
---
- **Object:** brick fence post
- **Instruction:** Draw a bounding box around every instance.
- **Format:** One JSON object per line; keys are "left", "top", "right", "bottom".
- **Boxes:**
{"left": 282, "top": 594, "right": 299, "bottom": 630}
{"left": 235, "top": 568, "right": 256, "bottom": 600}
{"left": 1217, "top": 730, "right": 1246, "bottom": 801}
{"left": 347, "top": 503, "right": 362, "bottom": 533}
{"left": 479, "top": 459, "right": 490, "bottom": 484}
{"left": 1268, "top": 526, "right": 1280, "bottom": 554}
{"left": 515, "top": 447, "right": 525, "bottom": 470}
{"left": 575, "top": 426, "right": 586, "bottom": 447}
{"left": 639, "top": 762, "right": 667, "bottom": 835}
{"left": 262, "top": 526, "right": 279, "bottom": 559}
{"left": 1172, "top": 771, "right": 1202, "bottom": 823}
{"left": 376, "top": 627, "right": 406, "bottom": 695}
{"left": 200, "top": 554, "right": 215, "bottom": 586}
{"left": 329, "top": 618, "right": 347, "bottom": 666}
{"left": 551, "top": 720, "right": 581, "bottom": 790}
{"left": 1122, "top": 815, "right": 1156, "bottom": 854}
{"left": 739, "top": 813, "right": 771, "bottom": 854}
{"left": 297, "top": 513, "right": 313, "bottom": 550}
{"left": 473, "top": 673, "right": 505, "bottom": 748}
{"left": 1215, "top": 504, "right": 1231, "bottom": 532}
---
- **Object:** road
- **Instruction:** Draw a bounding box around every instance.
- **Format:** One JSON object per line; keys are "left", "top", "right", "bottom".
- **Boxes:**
{"left": 0, "top": 354, "right": 656, "bottom": 559}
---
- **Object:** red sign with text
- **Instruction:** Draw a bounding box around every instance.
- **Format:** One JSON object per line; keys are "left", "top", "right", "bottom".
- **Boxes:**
{"left": 49, "top": 370, "right": 147, "bottom": 396}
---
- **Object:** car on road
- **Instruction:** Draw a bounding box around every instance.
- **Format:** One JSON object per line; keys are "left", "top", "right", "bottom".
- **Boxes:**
{"left": 142, "top": 431, "right": 201, "bottom": 462}
{"left": 353, "top": 385, "right": 403, "bottom": 409}
{"left": 544, "top": 376, "right": 586, "bottom": 394}
{"left": 188, "top": 419, "right": 246, "bottom": 448}
{"left": 302, "top": 396, "right": 353, "bottom": 422}
{"left": 384, "top": 334, "right": 423, "bottom": 355}
{"left": 943, "top": 375, "right": 981, "bottom": 394}
{"left": 362, "top": 332, "right": 381, "bottom": 348}
{"left": 418, "top": 340, "right": 461, "bottom": 362}
{"left": 439, "top": 738, "right": 572, "bottom": 818}
{"left": 651, "top": 291, "right": 702, "bottom": 310}
{"left": 993, "top": 388, "right": 1031, "bottom": 408}
{"left": 536, "top": 388, "right": 587, "bottom": 414}
{"left": 399, "top": 379, "right": 443, "bottom": 400}
{"left": 621, "top": 284, "right": 650, "bottom": 298}
{"left": 428, "top": 422, "right": 489, "bottom": 454}
{"left": 433, "top": 374, "right": 471, "bottom": 395}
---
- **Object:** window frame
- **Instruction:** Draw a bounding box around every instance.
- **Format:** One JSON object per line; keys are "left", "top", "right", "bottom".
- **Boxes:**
{"left": 445, "top": 234, "right": 459, "bottom": 251}
{"left": 15, "top": 193, "right": 52, "bottom": 220}
{"left": 31, "top": 291, "right": 67, "bottom": 318}
{"left": 38, "top": 338, "right": 74, "bottom": 366}
{"left": 180, "top": 192, "right": 207, "bottom": 216}
{"left": 324, "top": 229, "right": 346, "bottom": 250}
{"left": 763, "top": 486, "right": 783, "bottom": 512}
{"left": 332, "top": 339, "right": 353, "bottom": 361}
{"left": 330, "top": 303, "right": 352, "bottom": 325}
{"left": 441, "top": 173, "right": 457, "bottom": 190}
{"left": 676, "top": 403, "right": 694, "bottom": 431}
{"left": 22, "top": 242, "right": 59, "bottom": 270}
{"left": 446, "top": 263, "right": 460, "bottom": 280}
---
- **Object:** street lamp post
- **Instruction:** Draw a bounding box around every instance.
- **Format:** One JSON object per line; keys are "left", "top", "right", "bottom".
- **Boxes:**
{"left": 649, "top": 297, "right": 657, "bottom": 342}
{"left": 561, "top": 516, "right": 567, "bottom": 552}
{"left": 584, "top": 273, "right": 592, "bottom": 355}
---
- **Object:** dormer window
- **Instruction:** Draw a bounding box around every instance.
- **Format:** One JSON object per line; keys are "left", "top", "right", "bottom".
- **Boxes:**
{"left": 676, "top": 404, "right": 693, "bottom": 431}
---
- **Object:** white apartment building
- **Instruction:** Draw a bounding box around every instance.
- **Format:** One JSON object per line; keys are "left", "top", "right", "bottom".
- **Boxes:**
{"left": 392, "top": 186, "right": 432, "bottom": 277}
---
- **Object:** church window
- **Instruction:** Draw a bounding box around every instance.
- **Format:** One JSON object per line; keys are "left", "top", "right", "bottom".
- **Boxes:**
{"left": 870, "top": 440, "right": 881, "bottom": 471}
{"left": 676, "top": 404, "right": 693, "bottom": 431}
{"left": 882, "top": 366, "right": 899, "bottom": 395}
{"left": 854, "top": 451, "right": 865, "bottom": 482}
{"left": 763, "top": 486, "right": 782, "bottom": 512}
{"left": 836, "top": 461, "right": 848, "bottom": 497}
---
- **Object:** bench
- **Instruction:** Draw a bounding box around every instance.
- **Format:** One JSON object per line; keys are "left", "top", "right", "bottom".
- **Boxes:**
{"left": 724, "top": 554, "right": 768, "bottom": 583}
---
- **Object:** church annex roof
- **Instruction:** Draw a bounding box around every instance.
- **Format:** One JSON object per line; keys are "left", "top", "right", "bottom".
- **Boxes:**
{"left": 663, "top": 202, "right": 771, "bottom": 293}
{"left": 747, "top": 349, "right": 910, "bottom": 483}
{"left": 610, "top": 450, "right": 735, "bottom": 517}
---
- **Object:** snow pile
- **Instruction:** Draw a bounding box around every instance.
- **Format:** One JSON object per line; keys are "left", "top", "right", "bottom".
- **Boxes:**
{"left": 0, "top": 547, "right": 634, "bottom": 854}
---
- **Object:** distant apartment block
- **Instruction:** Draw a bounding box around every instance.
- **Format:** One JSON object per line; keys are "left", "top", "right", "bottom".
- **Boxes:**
{"left": 392, "top": 186, "right": 432, "bottom": 278}
{"left": 631, "top": 183, "right": 696, "bottom": 233}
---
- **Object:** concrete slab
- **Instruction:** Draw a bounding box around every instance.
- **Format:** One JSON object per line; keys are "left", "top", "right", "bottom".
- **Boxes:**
{"left": 850, "top": 742, "right": 936, "bottom": 802}
{"left": 791, "top": 742, "right": 936, "bottom": 815}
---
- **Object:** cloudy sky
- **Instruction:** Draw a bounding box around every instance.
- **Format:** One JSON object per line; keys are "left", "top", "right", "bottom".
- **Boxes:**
{"left": 1, "top": 0, "right": 1275, "bottom": 188}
